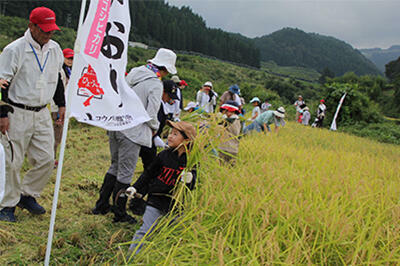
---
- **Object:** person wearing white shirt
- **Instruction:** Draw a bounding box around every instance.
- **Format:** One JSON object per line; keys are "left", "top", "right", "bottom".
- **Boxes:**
{"left": 293, "top": 95, "right": 305, "bottom": 122}
{"left": 196, "top": 81, "right": 216, "bottom": 113}
{"left": 250, "top": 97, "right": 261, "bottom": 120}
{"left": 316, "top": 99, "right": 327, "bottom": 127}
{"left": 0, "top": 7, "right": 65, "bottom": 222}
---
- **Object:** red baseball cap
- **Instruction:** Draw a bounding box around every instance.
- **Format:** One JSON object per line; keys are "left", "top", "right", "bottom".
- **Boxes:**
{"left": 320, "top": 99, "right": 325, "bottom": 103}
{"left": 30, "top": 7, "right": 60, "bottom": 32}
{"left": 63, "top": 48, "right": 74, "bottom": 58}
{"left": 179, "top": 80, "right": 188, "bottom": 86}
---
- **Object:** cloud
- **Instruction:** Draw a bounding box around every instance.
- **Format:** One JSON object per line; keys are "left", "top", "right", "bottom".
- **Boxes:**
{"left": 167, "top": 0, "right": 400, "bottom": 48}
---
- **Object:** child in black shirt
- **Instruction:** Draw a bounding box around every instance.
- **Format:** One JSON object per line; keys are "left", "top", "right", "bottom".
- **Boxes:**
{"left": 126, "top": 120, "right": 197, "bottom": 256}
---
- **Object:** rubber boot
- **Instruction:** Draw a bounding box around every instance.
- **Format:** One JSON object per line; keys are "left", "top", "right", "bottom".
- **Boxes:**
{"left": 112, "top": 181, "right": 137, "bottom": 224}
{"left": 92, "top": 173, "right": 116, "bottom": 215}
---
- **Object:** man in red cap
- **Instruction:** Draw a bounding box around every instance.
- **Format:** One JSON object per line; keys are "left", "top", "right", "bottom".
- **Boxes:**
{"left": 51, "top": 48, "right": 74, "bottom": 167}
{"left": 0, "top": 7, "right": 65, "bottom": 222}
{"left": 316, "top": 99, "right": 327, "bottom": 127}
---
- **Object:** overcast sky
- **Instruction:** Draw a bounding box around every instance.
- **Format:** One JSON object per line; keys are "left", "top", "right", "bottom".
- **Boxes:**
{"left": 166, "top": 0, "right": 399, "bottom": 49}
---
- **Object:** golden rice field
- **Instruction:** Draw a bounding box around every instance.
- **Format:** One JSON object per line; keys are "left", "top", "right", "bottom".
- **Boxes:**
{"left": 1, "top": 119, "right": 400, "bottom": 265}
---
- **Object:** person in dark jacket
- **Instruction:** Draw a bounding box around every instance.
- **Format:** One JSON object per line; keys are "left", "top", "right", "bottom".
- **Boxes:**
{"left": 126, "top": 120, "right": 197, "bottom": 256}
{"left": 91, "top": 48, "right": 177, "bottom": 224}
{"left": 139, "top": 80, "right": 178, "bottom": 169}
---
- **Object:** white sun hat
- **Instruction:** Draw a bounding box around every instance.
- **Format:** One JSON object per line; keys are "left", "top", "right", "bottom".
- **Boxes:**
{"left": 273, "top": 106, "right": 285, "bottom": 118}
{"left": 250, "top": 97, "right": 260, "bottom": 103}
{"left": 184, "top": 101, "right": 197, "bottom": 111}
{"left": 203, "top": 81, "right": 213, "bottom": 88}
{"left": 171, "top": 75, "right": 181, "bottom": 83}
{"left": 148, "top": 48, "right": 177, "bottom": 74}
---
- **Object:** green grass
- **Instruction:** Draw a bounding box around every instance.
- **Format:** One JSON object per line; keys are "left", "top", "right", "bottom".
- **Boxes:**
{"left": 1, "top": 118, "right": 399, "bottom": 264}
{"left": 261, "top": 61, "right": 322, "bottom": 82}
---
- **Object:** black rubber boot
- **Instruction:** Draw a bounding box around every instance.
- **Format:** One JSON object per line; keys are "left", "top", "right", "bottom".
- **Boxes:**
{"left": 112, "top": 181, "right": 137, "bottom": 224}
{"left": 92, "top": 173, "right": 116, "bottom": 215}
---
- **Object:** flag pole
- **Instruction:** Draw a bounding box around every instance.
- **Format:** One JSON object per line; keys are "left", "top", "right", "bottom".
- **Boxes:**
{"left": 44, "top": 0, "right": 87, "bottom": 265}
{"left": 330, "top": 92, "right": 347, "bottom": 131}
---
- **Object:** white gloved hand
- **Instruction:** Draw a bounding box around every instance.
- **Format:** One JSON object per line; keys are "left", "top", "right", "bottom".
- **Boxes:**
{"left": 153, "top": 136, "right": 168, "bottom": 148}
{"left": 125, "top": 186, "right": 137, "bottom": 199}
{"left": 180, "top": 171, "right": 193, "bottom": 184}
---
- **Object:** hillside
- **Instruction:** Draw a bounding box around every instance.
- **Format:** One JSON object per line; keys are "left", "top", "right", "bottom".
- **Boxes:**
{"left": 254, "top": 28, "right": 382, "bottom": 76}
{"left": 0, "top": 0, "right": 260, "bottom": 68}
{"left": 360, "top": 45, "right": 400, "bottom": 73}
{"left": 1, "top": 120, "right": 399, "bottom": 264}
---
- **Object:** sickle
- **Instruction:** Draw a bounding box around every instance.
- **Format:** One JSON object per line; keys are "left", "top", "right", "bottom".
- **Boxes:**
{"left": 115, "top": 189, "right": 143, "bottom": 205}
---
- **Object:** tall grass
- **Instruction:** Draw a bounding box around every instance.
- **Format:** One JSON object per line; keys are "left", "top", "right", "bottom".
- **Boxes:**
{"left": 1, "top": 121, "right": 399, "bottom": 264}
{"left": 115, "top": 122, "right": 400, "bottom": 264}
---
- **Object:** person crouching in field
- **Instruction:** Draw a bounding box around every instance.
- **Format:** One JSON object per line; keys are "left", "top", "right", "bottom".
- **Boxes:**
{"left": 126, "top": 121, "right": 197, "bottom": 256}
{"left": 218, "top": 101, "right": 241, "bottom": 164}
{"left": 243, "top": 107, "right": 285, "bottom": 134}
{"left": 301, "top": 106, "right": 311, "bottom": 126}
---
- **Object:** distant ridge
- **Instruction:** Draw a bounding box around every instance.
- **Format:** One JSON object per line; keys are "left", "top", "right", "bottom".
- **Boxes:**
{"left": 254, "top": 28, "right": 382, "bottom": 76}
{"left": 360, "top": 45, "right": 400, "bottom": 73}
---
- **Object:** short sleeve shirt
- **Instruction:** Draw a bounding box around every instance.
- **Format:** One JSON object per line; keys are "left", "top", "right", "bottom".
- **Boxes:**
{"left": 255, "top": 110, "right": 281, "bottom": 127}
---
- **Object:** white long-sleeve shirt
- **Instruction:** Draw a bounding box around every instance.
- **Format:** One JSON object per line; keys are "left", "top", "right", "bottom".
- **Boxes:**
{"left": 196, "top": 90, "right": 216, "bottom": 113}
{"left": 0, "top": 30, "right": 63, "bottom": 106}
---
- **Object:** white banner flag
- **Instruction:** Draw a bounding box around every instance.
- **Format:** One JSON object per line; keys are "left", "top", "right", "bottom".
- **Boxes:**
{"left": 67, "top": 0, "right": 150, "bottom": 130}
{"left": 330, "top": 92, "right": 347, "bottom": 131}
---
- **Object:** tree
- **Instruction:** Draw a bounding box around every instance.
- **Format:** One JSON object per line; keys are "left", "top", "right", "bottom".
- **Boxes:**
{"left": 385, "top": 56, "right": 400, "bottom": 81}
{"left": 319, "top": 67, "right": 335, "bottom": 84}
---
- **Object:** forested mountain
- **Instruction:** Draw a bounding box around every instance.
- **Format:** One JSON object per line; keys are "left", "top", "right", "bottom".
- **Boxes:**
{"left": 360, "top": 45, "right": 400, "bottom": 73}
{"left": 253, "top": 28, "right": 381, "bottom": 76}
{"left": 0, "top": 0, "right": 260, "bottom": 67}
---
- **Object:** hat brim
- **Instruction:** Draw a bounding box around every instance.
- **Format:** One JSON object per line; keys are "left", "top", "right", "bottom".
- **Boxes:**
{"left": 148, "top": 59, "right": 177, "bottom": 74}
{"left": 273, "top": 111, "right": 285, "bottom": 118}
{"left": 37, "top": 23, "right": 60, "bottom": 32}
{"left": 166, "top": 120, "right": 195, "bottom": 140}
{"left": 64, "top": 54, "right": 73, "bottom": 58}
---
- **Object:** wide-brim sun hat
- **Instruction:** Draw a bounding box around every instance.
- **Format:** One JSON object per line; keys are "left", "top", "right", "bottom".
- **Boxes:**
{"left": 250, "top": 97, "right": 260, "bottom": 103}
{"left": 166, "top": 120, "right": 197, "bottom": 141}
{"left": 273, "top": 106, "right": 285, "bottom": 118}
{"left": 229, "top": 84, "right": 240, "bottom": 95}
{"left": 203, "top": 81, "right": 213, "bottom": 88}
{"left": 184, "top": 101, "right": 197, "bottom": 111}
{"left": 171, "top": 75, "right": 181, "bottom": 84}
{"left": 148, "top": 48, "right": 177, "bottom": 74}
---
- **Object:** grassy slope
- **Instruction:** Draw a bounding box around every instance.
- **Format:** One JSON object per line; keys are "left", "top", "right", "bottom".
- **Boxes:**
{"left": 1, "top": 118, "right": 399, "bottom": 264}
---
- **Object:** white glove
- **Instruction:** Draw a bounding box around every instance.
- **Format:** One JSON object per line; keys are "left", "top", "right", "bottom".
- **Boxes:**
{"left": 125, "top": 186, "right": 137, "bottom": 199}
{"left": 153, "top": 136, "right": 168, "bottom": 148}
{"left": 180, "top": 171, "right": 193, "bottom": 184}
